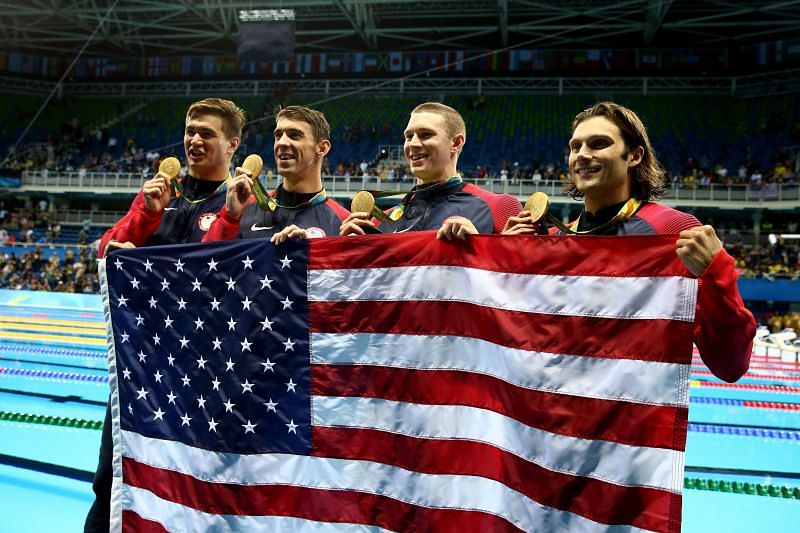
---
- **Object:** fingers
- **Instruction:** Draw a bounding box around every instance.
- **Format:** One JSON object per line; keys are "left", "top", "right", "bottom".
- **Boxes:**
{"left": 270, "top": 225, "right": 307, "bottom": 244}
{"left": 503, "top": 224, "right": 539, "bottom": 235}
{"left": 502, "top": 212, "right": 533, "bottom": 234}
{"left": 104, "top": 240, "right": 136, "bottom": 256}
{"left": 226, "top": 172, "right": 253, "bottom": 218}
{"left": 142, "top": 176, "right": 171, "bottom": 212}
{"left": 436, "top": 217, "right": 478, "bottom": 240}
{"left": 339, "top": 212, "right": 375, "bottom": 236}
{"left": 675, "top": 225, "right": 722, "bottom": 277}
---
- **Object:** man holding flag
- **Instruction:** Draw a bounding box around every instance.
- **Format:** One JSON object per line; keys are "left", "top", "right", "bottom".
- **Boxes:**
{"left": 502, "top": 101, "right": 755, "bottom": 382}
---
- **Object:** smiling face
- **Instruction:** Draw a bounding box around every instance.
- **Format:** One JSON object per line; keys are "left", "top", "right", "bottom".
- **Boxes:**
{"left": 403, "top": 111, "right": 464, "bottom": 183}
{"left": 273, "top": 116, "right": 330, "bottom": 192}
{"left": 183, "top": 113, "right": 239, "bottom": 180}
{"left": 568, "top": 116, "right": 643, "bottom": 213}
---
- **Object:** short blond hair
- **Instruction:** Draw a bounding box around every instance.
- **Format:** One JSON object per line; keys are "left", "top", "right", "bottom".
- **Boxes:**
{"left": 186, "top": 98, "right": 246, "bottom": 140}
{"left": 411, "top": 102, "right": 466, "bottom": 139}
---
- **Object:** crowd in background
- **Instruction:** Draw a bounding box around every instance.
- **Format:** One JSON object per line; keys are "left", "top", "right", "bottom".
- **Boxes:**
{"left": 0, "top": 245, "right": 99, "bottom": 293}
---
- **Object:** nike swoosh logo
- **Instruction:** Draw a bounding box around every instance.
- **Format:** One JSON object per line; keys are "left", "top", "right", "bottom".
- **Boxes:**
{"left": 393, "top": 223, "right": 417, "bottom": 233}
{"left": 251, "top": 223, "right": 275, "bottom": 232}
{"left": 163, "top": 207, "right": 177, "bottom": 211}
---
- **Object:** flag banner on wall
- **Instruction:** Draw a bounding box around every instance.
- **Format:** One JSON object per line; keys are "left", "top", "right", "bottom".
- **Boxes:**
{"left": 101, "top": 233, "right": 696, "bottom": 532}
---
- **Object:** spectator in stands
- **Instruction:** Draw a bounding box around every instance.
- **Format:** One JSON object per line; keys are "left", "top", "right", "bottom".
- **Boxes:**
{"left": 503, "top": 101, "right": 755, "bottom": 383}
{"left": 339, "top": 102, "right": 521, "bottom": 239}
{"left": 203, "top": 105, "right": 350, "bottom": 244}
{"left": 85, "top": 97, "right": 246, "bottom": 533}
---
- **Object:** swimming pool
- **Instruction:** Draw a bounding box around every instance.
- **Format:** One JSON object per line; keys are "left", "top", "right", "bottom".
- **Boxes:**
{"left": 1, "top": 289, "right": 797, "bottom": 532}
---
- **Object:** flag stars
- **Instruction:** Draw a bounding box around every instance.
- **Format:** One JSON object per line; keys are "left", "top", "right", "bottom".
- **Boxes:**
{"left": 128, "top": 403, "right": 134, "bottom": 415}
{"left": 260, "top": 316, "right": 274, "bottom": 331}
{"left": 122, "top": 367, "right": 132, "bottom": 380}
{"left": 137, "top": 350, "right": 148, "bottom": 363}
{"left": 286, "top": 378, "right": 297, "bottom": 393}
{"left": 191, "top": 278, "right": 202, "bottom": 291}
{"left": 166, "top": 391, "right": 177, "bottom": 404}
{"left": 261, "top": 358, "right": 275, "bottom": 373}
{"left": 227, "top": 318, "right": 237, "bottom": 331}
{"left": 212, "top": 337, "right": 223, "bottom": 350}
{"left": 114, "top": 258, "right": 123, "bottom": 270}
{"left": 135, "top": 314, "right": 145, "bottom": 326}
{"left": 194, "top": 316, "right": 204, "bottom": 330}
{"left": 143, "top": 258, "right": 153, "bottom": 272}
{"left": 164, "top": 316, "right": 174, "bottom": 328}
{"left": 264, "top": 398, "right": 278, "bottom": 412}
{"left": 136, "top": 387, "right": 149, "bottom": 400}
{"left": 211, "top": 377, "right": 221, "bottom": 391}
{"left": 241, "top": 296, "right": 253, "bottom": 310}
{"left": 179, "top": 336, "right": 190, "bottom": 349}
{"left": 177, "top": 297, "right": 187, "bottom": 310}
{"left": 241, "top": 379, "right": 254, "bottom": 393}
{"left": 242, "top": 420, "right": 257, "bottom": 434}
{"left": 160, "top": 278, "right": 170, "bottom": 291}
{"left": 223, "top": 399, "right": 236, "bottom": 413}
{"left": 197, "top": 396, "right": 207, "bottom": 409}
{"left": 120, "top": 331, "right": 130, "bottom": 343}
{"left": 225, "top": 358, "right": 236, "bottom": 372}
{"left": 260, "top": 275, "right": 273, "bottom": 290}
{"left": 210, "top": 298, "right": 221, "bottom": 311}
{"left": 286, "top": 419, "right": 298, "bottom": 434}
{"left": 280, "top": 296, "right": 293, "bottom": 310}
{"left": 240, "top": 338, "right": 252, "bottom": 352}
{"left": 180, "top": 413, "right": 191, "bottom": 426}
{"left": 153, "top": 333, "right": 161, "bottom": 345}
{"left": 153, "top": 370, "right": 163, "bottom": 383}
{"left": 197, "top": 356, "right": 208, "bottom": 369}
{"left": 283, "top": 338, "right": 295, "bottom": 352}
{"left": 167, "top": 353, "right": 175, "bottom": 366}
{"left": 208, "top": 418, "right": 219, "bottom": 432}
{"left": 148, "top": 296, "right": 158, "bottom": 309}
{"left": 117, "top": 295, "right": 128, "bottom": 308}
{"left": 225, "top": 277, "right": 236, "bottom": 291}
{"left": 279, "top": 255, "right": 292, "bottom": 270}
{"left": 242, "top": 256, "right": 254, "bottom": 270}
{"left": 207, "top": 258, "right": 218, "bottom": 271}
{"left": 181, "top": 374, "right": 191, "bottom": 387}
{"left": 174, "top": 258, "right": 185, "bottom": 272}
{"left": 153, "top": 408, "right": 165, "bottom": 421}
{"left": 130, "top": 277, "right": 140, "bottom": 290}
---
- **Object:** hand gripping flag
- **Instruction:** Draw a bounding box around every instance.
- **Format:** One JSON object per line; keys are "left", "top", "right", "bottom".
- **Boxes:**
{"left": 101, "top": 232, "right": 697, "bottom": 532}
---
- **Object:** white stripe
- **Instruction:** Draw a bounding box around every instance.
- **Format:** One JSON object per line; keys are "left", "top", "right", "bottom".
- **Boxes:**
{"left": 99, "top": 259, "right": 125, "bottom": 533}
{"left": 312, "top": 332, "right": 688, "bottom": 407}
{"left": 309, "top": 266, "right": 697, "bottom": 321}
{"left": 124, "top": 484, "right": 394, "bottom": 533}
{"left": 313, "top": 397, "right": 682, "bottom": 494}
{"left": 122, "top": 430, "right": 653, "bottom": 533}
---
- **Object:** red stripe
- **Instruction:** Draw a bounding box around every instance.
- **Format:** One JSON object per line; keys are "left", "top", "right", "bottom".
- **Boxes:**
{"left": 310, "top": 233, "right": 689, "bottom": 277}
{"left": 694, "top": 381, "right": 800, "bottom": 394}
{"left": 309, "top": 300, "right": 694, "bottom": 364}
{"left": 693, "top": 368, "right": 800, "bottom": 382}
{"left": 313, "top": 365, "right": 687, "bottom": 450}
{"left": 122, "top": 510, "right": 169, "bottom": 533}
{"left": 742, "top": 400, "right": 800, "bottom": 411}
{"left": 122, "top": 458, "right": 523, "bottom": 532}
{"left": 312, "top": 427, "right": 679, "bottom": 533}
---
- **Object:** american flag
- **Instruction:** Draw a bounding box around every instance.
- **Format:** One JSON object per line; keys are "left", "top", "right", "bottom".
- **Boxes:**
{"left": 101, "top": 233, "right": 696, "bottom": 533}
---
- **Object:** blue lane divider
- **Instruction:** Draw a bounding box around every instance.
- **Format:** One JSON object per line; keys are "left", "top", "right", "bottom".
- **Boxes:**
{"left": 0, "top": 343, "right": 106, "bottom": 358}
{"left": 691, "top": 397, "right": 746, "bottom": 406}
{"left": 689, "top": 423, "right": 800, "bottom": 440}
{"left": 0, "top": 367, "right": 106, "bottom": 383}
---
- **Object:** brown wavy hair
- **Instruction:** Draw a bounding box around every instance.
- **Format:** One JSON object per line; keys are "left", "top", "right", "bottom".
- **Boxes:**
{"left": 277, "top": 106, "right": 331, "bottom": 143}
{"left": 564, "top": 102, "right": 666, "bottom": 201}
{"left": 186, "top": 98, "right": 246, "bottom": 140}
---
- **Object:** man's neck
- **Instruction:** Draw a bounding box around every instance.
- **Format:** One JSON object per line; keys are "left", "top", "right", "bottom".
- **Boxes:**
{"left": 282, "top": 174, "right": 323, "bottom": 194}
{"left": 584, "top": 192, "right": 630, "bottom": 215}
{"left": 190, "top": 165, "right": 230, "bottom": 182}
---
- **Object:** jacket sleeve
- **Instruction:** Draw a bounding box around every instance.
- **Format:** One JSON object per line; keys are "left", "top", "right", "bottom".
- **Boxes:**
{"left": 98, "top": 192, "right": 162, "bottom": 258}
{"left": 694, "top": 249, "right": 755, "bottom": 382}
{"left": 202, "top": 205, "right": 242, "bottom": 242}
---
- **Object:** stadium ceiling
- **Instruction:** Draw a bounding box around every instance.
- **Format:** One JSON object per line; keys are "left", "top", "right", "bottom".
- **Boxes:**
{"left": 2, "top": 0, "right": 800, "bottom": 58}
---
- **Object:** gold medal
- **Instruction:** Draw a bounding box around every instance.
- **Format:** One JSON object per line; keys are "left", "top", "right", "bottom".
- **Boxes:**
{"left": 524, "top": 192, "right": 550, "bottom": 224}
{"left": 242, "top": 154, "right": 264, "bottom": 178}
{"left": 351, "top": 190, "right": 376, "bottom": 214}
{"left": 158, "top": 157, "right": 181, "bottom": 181}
